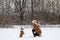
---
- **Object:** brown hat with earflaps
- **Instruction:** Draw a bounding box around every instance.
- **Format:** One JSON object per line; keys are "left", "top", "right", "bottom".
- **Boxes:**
{"left": 32, "top": 20, "right": 37, "bottom": 24}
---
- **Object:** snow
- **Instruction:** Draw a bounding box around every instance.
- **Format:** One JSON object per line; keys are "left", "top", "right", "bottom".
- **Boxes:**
{"left": 13, "top": 25, "right": 60, "bottom": 28}
{"left": 0, "top": 27, "right": 60, "bottom": 40}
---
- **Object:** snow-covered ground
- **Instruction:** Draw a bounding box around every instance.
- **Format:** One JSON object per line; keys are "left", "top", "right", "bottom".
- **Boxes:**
{"left": 0, "top": 27, "right": 60, "bottom": 40}
{"left": 13, "top": 25, "right": 60, "bottom": 28}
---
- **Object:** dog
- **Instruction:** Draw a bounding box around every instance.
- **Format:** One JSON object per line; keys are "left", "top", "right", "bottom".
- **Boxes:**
{"left": 19, "top": 27, "right": 24, "bottom": 37}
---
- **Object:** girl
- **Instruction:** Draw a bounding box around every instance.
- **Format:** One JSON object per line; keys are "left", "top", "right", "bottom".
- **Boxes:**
{"left": 32, "top": 20, "right": 42, "bottom": 37}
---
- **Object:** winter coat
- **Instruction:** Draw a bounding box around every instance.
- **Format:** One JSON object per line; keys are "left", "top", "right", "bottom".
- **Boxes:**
{"left": 33, "top": 24, "right": 42, "bottom": 36}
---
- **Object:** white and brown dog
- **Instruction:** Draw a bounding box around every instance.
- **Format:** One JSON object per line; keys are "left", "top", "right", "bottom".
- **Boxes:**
{"left": 19, "top": 27, "right": 24, "bottom": 37}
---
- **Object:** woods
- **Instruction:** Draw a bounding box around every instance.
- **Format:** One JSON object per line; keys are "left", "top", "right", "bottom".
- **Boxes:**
{"left": 0, "top": 0, "right": 60, "bottom": 25}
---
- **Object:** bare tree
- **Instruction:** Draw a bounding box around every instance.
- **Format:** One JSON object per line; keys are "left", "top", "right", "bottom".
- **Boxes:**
{"left": 14, "top": 0, "right": 26, "bottom": 24}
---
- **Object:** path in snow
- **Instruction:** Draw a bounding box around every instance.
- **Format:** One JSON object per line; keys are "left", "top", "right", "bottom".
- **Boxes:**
{"left": 0, "top": 28, "right": 60, "bottom": 40}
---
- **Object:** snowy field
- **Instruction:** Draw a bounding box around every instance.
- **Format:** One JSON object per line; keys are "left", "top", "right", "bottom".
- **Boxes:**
{"left": 0, "top": 27, "right": 60, "bottom": 40}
